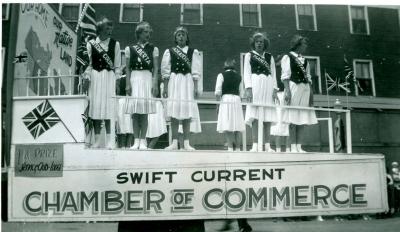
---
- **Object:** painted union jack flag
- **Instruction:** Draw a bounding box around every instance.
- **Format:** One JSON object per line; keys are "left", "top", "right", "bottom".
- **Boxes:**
{"left": 22, "top": 100, "right": 61, "bottom": 139}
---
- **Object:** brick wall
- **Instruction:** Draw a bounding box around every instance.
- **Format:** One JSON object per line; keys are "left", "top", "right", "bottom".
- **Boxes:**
{"left": 87, "top": 4, "right": 400, "bottom": 97}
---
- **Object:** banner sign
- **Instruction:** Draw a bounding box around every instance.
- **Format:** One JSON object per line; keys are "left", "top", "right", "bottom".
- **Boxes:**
{"left": 14, "top": 144, "right": 63, "bottom": 177}
{"left": 8, "top": 145, "right": 388, "bottom": 221}
{"left": 13, "top": 3, "right": 77, "bottom": 96}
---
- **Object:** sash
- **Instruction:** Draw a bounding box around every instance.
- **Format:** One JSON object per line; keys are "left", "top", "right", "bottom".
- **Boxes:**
{"left": 291, "top": 54, "right": 308, "bottom": 79}
{"left": 132, "top": 44, "right": 152, "bottom": 66}
{"left": 251, "top": 52, "right": 271, "bottom": 74}
{"left": 170, "top": 47, "right": 192, "bottom": 69}
{"left": 89, "top": 40, "right": 114, "bottom": 69}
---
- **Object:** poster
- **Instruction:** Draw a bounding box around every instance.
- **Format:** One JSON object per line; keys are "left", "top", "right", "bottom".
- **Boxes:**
{"left": 13, "top": 3, "right": 77, "bottom": 96}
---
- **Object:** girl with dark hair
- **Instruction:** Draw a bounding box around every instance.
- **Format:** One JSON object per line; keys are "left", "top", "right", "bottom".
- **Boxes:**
{"left": 161, "top": 26, "right": 202, "bottom": 150}
{"left": 215, "top": 58, "right": 245, "bottom": 151}
{"left": 124, "top": 21, "right": 159, "bottom": 150}
{"left": 84, "top": 17, "right": 121, "bottom": 148}
{"left": 281, "top": 35, "right": 317, "bottom": 152}
{"left": 243, "top": 32, "right": 279, "bottom": 152}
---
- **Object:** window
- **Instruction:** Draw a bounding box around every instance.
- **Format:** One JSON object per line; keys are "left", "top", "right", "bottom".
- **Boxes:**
{"left": 2, "top": 3, "right": 10, "bottom": 20}
{"left": 295, "top": 4, "right": 317, "bottom": 31}
{"left": 240, "top": 4, "right": 261, "bottom": 28}
{"left": 305, "top": 56, "right": 321, "bottom": 94}
{"left": 59, "top": 4, "right": 81, "bottom": 22}
{"left": 197, "top": 51, "right": 204, "bottom": 94}
{"left": 349, "top": 6, "right": 370, "bottom": 35}
{"left": 2, "top": 47, "right": 5, "bottom": 79}
{"left": 353, "top": 60, "right": 375, "bottom": 96}
{"left": 181, "top": 4, "right": 203, "bottom": 25}
{"left": 120, "top": 4, "right": 143, "bottom": 23}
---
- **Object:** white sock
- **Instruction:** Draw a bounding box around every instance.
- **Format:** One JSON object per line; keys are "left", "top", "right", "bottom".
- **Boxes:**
{"left": 184, "top": 140, "right": 195, "bottom": 150}
{"left": 139, "top": 139, "right": 147, "bottom": 149}
{"left": 106, "top": 134, "right": 114, "bottom": 149}
{"left": 166, "top": 139, "right": 178, "bottom": 150}
{"left": 297, "top": 144, "right": 306, "bottom": 152}
{"left": 276, "top": 147, "right": 281, "bottom": 152}
{"left": 291, "top": 144, "right": 297, "bottom": 152}
{"left": 131, "top": 138, "right": 140, "bottom": 149}
{"left": 250, "top": 143, "right": 258, "bottom": 151}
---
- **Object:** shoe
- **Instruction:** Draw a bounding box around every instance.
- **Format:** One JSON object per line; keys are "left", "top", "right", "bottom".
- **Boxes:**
{"left": 334, "top": 216, "right": 344, "bottom": 221}
{"left": 228, "top": 147, "right": 234, "bottom": 151}
{"left": 296, "top": 144, "right": 306, "bottom": 153}
{"left": 105, "top": 134, "right": 114, "bottom": 149}
{"left": 91, "top": 134, "right": 101, "bottom": 148}
{"left": 265, "top": 143, "right": 275, "bottom": 153}
{"left": 276, "top": 148, "right": 282, "bottom": 153}
{"left": 235, "top": 147, "right": 241, "bottom": 152}
{"left": 290, "top": 144, "right": 298, "bottom": 153}
{"left": 139, "top": 139, "right": 147, "bottom": 150}
{"left": 130, "top": 139, "right": 140, "bottom": 150}
{"left": 249, "top": 143, "right": 258, "bottom": 152}
{"left": 217, "top": 221, "right": 232, "bottom": 231}
{"left": 165, "top": 140, "right": 178, "bottom": 150}
{"left": 184, "top": 140, "right": 195, "bottom": 151}
{"left": 238, "top": 226, "right": 252, "bottom": 232}
{"left": 363, "top": 215, "right": 372, "bottom": 220}
{"left": 266, "top": 148, "right": 276, "bottom": 152}
{"left": 316, "top": 215, "right": 324, "bottom": 221}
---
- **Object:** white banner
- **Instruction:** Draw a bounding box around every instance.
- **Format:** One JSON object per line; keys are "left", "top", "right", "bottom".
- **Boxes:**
{"left": 8, "top": 144, "right": 388, "bottom": 221}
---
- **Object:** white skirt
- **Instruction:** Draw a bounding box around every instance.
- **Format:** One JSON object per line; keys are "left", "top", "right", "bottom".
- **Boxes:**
{"left": 125, "top": 70, "right": 156, "bottom": 114}
{"left": 166, "top": 73, "right": 200, "bottom": 120}
{"left": 270, "top": 92, "right": 289, "bottom": 136}
{"left": 245, "top": 74, "right": 277, "bottom": 125}
{"left": 117, "top": 98, "right": 133, "bottom": 134}
{"left": 217, "top": 94, "right": 245, "bottom": 133}
{"left": 146, "top": 101, "right": 167, "bottom": 138}
{"left": 282, "top": 81, "right": 317, "bottom": 125}
{"left": 88, "top": 69, "right": 116, "bottom": 119}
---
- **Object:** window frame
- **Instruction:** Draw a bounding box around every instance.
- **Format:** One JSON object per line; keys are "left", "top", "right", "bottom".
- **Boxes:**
{"left": 119, "top": 3, "right": 143, "bottom": 24}
{"left": 353, "top": 59, "right": 375, "bottom": 96}
{"left": 295, "top": 4, "right": 317, "bottom": 31}
{"left": 2, "top": 3, "right": 10, "bottom": 20}
{"left": 180, "top": 4, "right": 203, "bottom": 25}
{"left": 348, "top": 5, "right": 370, "bottom": 35}
{"left": 239, "top": 4, "right": 262, "bottom": 28}
{"left": 59, "top": 3, "right": 82, "bottom": 23}
{"left": 304, "top": 56, "right": 322, "bottom": 94}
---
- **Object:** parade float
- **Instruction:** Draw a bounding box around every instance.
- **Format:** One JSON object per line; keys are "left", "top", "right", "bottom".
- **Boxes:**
{"left": 5, "top": 3, "right": 388, "bottom": 222}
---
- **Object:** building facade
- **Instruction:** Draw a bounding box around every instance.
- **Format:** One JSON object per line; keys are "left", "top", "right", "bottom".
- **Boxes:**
{"left": 2, "top": 3, "right": 400, "bottom": 165}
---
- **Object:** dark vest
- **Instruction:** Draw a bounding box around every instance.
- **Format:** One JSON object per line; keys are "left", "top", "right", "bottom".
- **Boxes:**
{"left": 221, "top": 69, "right": 241, "bottom": 96}
{"left": 250, "top": 52, "right": 272, "bottom": 76}
{"left": 129, "top": 43, "right": 154, "bottom": 71}
{"left": 170, "top": 47, "right": 194, "bottom": 75}
{"left": 92, "top": 38, "right": 116, "bottom": 71}
{"left": 288, "top": 53, "right": 309, "bottom": 84}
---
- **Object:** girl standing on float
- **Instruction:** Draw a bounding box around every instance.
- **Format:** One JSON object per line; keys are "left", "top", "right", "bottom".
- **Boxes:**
{"left": 146, "top": 79, "right": 168, "bottom": 149}
{"left": 281, "top": 35, "right": 317, "bottom": 152}
{"left": 161, "top": 26, "right": 202, "bottom": 150}
{"left": 85, "top": 17, "right": 121, "bottom": 149}
{"left": 215, "top": 58, "right": 245, "bottom": 151}
{"left": 125, "top": 21, "right": 159, "bottom": 150}
{"left": 244, "top": 32, "right": 279, "bottom": 152}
